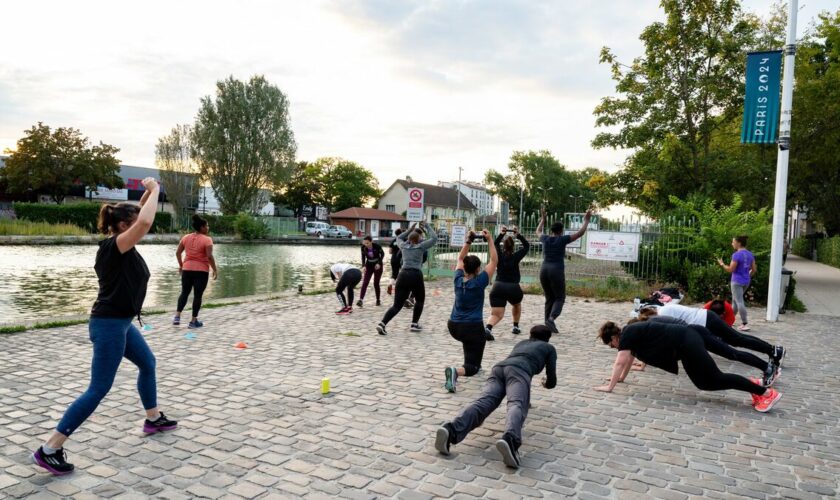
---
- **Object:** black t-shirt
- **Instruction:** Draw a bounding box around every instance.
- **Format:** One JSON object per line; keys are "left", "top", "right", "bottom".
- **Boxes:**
{"left": 618, "top": 321, "right": 689, "bottom": 375}
{"left": 496, "top": 339, "right": 557, "bottom": 388}
{"left": 495, "top": 233, "right": 530, "bottom": 283}
{"left": 90, "top": 236, "right": 150, "bottom": 317}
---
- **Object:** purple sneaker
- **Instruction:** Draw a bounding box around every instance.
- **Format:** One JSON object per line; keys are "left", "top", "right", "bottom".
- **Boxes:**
{"left": 33, "top": 446, "right": 74, "bottom": 475}
{"left": 143, "top": 412, "right": 178, "bottom": 434}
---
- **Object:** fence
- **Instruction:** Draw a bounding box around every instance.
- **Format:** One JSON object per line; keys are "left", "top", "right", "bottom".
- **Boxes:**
{"left": 425, "top": 213, "right": 699, "bottom": 285}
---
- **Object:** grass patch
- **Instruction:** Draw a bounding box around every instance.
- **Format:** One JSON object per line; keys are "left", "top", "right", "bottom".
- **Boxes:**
{"left": 787, "top": 294, "right": 807, "bottom": 313}
{"left": 301, "top": 289, "right": 332, "bottom": 296}
{"left": 336, "top": 331, "right": 361, "bottom": 337}
{"left": 33, "top": 319, "right": 89, "bottom": 329}
{"left": 0, "top": 325, "right": 27, "bottom": 334}
{"left": 524, "top": 276, "right": 652, "bottom": 302}
{"left": 0, "top": 218, "right": 88, "bottom": 236}
{"left": 202, "top": 301, "right": 247, "bottom": 309}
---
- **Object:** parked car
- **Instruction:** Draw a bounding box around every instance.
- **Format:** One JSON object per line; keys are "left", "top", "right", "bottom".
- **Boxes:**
{"left": 306, "top": 221, "right": 330, "bottom": 236}
{"left": 326, "top": 225, "right": 353, "bottom": 238}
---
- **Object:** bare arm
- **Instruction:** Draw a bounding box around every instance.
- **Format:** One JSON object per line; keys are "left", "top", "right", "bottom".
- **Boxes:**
{"left": 207, "top": 244, "right": 218, "bottom": 279}
{"left": 717, "top": 257, "right": 737, "bottom": 273}
{"left": 176, "top": 240, "right": 185, "bottom": 272}
{"left": 568, "top": 209, "right": 592, "bottom": 243}
{"left": 750, "top": 259, "right": 757, "bottom": 277}
{"left": 594, "top": 350, "right": 634, "bottom": 392}
{"left": 536, "top": 207, "right": 546, "bottom": 237}
{"left": 483, "top": 229, "right": 498, "bottom": 278}
{"left": 116, "top": 177, "right": 158, "bottom": 254}
{"left": 456, "top": 234, "right": 472, "bottom": 272}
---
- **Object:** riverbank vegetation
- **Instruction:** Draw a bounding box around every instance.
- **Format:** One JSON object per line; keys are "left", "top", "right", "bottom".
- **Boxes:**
{"left": 0, "top": 218, "right": 88, "bottom": 236}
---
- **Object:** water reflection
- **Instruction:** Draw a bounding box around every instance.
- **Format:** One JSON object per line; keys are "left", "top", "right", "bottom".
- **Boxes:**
{"left": 0, "top": 244, "right": 358, "bottom": 322}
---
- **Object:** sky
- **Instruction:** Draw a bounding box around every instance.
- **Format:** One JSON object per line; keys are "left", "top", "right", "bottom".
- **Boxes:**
{"left": 1, "top": 0, "right": 835, "bottom": 202}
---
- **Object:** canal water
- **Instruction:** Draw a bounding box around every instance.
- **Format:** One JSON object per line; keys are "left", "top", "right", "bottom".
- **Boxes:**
{"left": 0, "top": 244, "right": 360, "bottom": 323}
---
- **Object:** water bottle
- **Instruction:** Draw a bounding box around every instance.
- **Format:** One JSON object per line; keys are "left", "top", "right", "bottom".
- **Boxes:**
{"left": 633, "top": 297, "right": 641, "bottom": 311}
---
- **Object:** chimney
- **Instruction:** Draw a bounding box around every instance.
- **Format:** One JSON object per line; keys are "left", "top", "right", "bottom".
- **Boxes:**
{"left": 405, "top": 176, "right": 413, "bottom": 183}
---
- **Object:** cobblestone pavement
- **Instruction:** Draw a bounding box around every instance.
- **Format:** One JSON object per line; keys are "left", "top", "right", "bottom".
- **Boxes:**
{"left": 1, "top": 282, "right": 839, "bottom": 499}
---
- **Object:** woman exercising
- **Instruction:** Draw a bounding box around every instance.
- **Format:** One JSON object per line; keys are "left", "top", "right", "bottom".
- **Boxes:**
{"left": 486, "top": 225, "right": 529, "bottom": 337}
{"left": 537, "top": 207, "right": 591, "bottom": 333}
{"left": 595, "top": 320, "right": 782, "bottom": 412}
{"left": 357, "top": 236, "right": 385, "bottom": 307}
{"left": 444, "top": 229, "right": 498, "bottom": 393}
{"left": 331, "top": 263, "right": 362, "bottom": 315}
{"left": 174, "top": 214, "right": 218, "bottom": 328}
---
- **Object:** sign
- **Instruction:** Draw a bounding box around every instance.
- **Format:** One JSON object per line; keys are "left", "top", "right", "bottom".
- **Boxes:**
{"left": 86, "top": 186, "right": 128, "bottom": 201}
{"left": 406, "top": 187, "right": 425, "bottom": 222}
{"left": 565, "top": 213, "right": 600, "bottom": 231}
{"left": 564, "top": 230, "right": 581, "bottom": 249}
{"left": 315, "top": 206, "right": 329, "bottom": 221}
{"left": 450, "top": 224, "right": 467, "bottom": 247}
{"left": 741, "top": 50, "right": 782, "bottom": 144}
{"left": 585, "top": 231, "right": 640, "bottom": 262}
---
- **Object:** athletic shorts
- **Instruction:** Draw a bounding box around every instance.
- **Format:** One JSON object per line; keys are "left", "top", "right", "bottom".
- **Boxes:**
{"left": 489, "top": 281, "right": 524, "bottom": 307}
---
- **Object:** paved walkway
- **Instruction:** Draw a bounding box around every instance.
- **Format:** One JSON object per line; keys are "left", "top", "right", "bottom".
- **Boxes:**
{"left": 1, "top": 285, "right": 839, "bottom": 499}
{"left": 785, "top": 255, "right": 840, "bottom": 316}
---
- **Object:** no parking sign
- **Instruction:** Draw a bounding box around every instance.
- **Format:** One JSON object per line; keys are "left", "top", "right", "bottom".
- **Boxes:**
{"left": 407, "top": 188, "right": 425, "bottom": 222}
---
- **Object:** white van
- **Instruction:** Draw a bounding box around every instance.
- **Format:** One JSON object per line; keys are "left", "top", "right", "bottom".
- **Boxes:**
{"left": 305, "top": 221, "right": 330, "bottom": 236}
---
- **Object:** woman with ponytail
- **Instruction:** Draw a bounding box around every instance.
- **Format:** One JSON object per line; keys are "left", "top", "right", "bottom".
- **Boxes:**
{"left": 174, "top": 214, "right": 218, "bottom": 328}
{"left": 33, "top": 177, "right": 177, "bottom": 476}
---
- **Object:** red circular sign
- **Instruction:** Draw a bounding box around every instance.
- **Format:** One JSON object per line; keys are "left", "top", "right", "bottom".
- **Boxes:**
{"left": 409, "top": 189, "right": 422, "bottom": 202}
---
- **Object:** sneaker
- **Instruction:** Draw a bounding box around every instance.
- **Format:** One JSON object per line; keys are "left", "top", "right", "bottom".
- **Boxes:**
{"left": 511, "top": 326, "right": 521, "bottom": 335}
{"left": 376, "top": 322, "right": 388, "bottom": 336}
{"left": 762, "top": 362, "right": 781, "bottom": 387}
{"left": 434, "top": 425, "right": 452, "bottom": 455}
{"left": 356, "top": 300, "right": 364, "bottom": 307}
{"left": 738, "top": 324, "right": 751, "bottom": 332}
{"left": 772, "top": 345, "right": 786, "bottom": 366}
{"left": 753, "top": 388, "right": 782, "bottom": 413}
{"left": 485, "top": 328, "right": 495, "bottom": 342}
{"left": 32, "top": 446, "right": 74, "bottom": 475}
{"left": 172, "top": 316, "right": 181, "bottom": 326}
{"left": 335, "top": 307, "right": 351, "bottom": 315}
{"left": 410, "top": 323, "right": 423, "bottom": 332}
{"left": 187, "top": 320, "right": 203, "bottom": 329}
{"left": 546, "top": 317, "right": 559, "bottom": 334}
{"left": 495, "top": 435, "right": 521, "bottom": 469}
{"left": 143, "top": 412, "right": 178, "bottom": 434}
{"left": 748, "top": 378, "right": 762, "bottom": 404}
{"left": 444, "top": 367, "right": 458, "bottom": 393}
{"left": 376, "top": 300, "right": 382, "bottom": 306}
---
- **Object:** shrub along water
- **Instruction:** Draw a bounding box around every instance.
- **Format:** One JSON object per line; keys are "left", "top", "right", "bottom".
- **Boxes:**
{"left": 0, "top": 219, "right": 88, "bottom": 236}
{"left": 13, "top": 202, "right": 172, "bottom": 233}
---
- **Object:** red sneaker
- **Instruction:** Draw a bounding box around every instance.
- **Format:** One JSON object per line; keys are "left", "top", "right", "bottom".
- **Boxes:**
{"left": 753, "top": 388, "right": 782, "bottom": 412}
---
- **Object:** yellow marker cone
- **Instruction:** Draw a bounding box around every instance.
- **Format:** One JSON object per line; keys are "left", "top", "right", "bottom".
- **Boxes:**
{"left": 321, "top": 377, "right": 330, "bottom": 394}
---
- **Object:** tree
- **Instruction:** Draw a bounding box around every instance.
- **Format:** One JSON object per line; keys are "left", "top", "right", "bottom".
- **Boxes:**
{"left": 156, "top": 124, "right": 199, "bottom": 219}
{"left": 789, "top": 8, "right": 840, "bottom": 235}
{"left": 2, "top": 123, "right": 123, "bottom": 204}
{"left": 191, "top": 75, "right": 297, "bottom": 215}
{"left": 271, "top": 161, "right": 323, "bottom": 217}
{"left": 312, "top": 157, "right": 380, "bottom": 212}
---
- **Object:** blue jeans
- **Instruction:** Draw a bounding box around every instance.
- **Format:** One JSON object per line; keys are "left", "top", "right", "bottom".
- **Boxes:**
{"left": 56, "top": 317, "right": 157, "bottom": 436}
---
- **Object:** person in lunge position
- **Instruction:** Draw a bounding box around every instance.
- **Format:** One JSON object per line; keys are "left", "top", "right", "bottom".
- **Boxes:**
{"left": 174, "top": 214, "right": 218, "bottom": 328}
{"left": 331, "top": 262, "right": 362, "bottom": 315}
{"left": 33, "top": 177, "right": 177, "bottom": 476}
{"left": 376, "top": 222, "right": 437, "bottom": 335}
{"left": 357, "top": 236, "right": 385, "bottom": 307}
{"left": 538, "top": 207, "right": 592, "bottom": 333}
{"left": 485, "top": 225, "right": 529, "bottom": 338}
{"left": 594, "top": 320, "right": 782, "bottom": 413}
{"left": 435, "top": 325, "right": 557, "bottom": 469}
{"left": 717, "top": 235, "right": 757, "bottom": 331}
{"left": 444, "top": 229, "right": 498, "bottom": 392}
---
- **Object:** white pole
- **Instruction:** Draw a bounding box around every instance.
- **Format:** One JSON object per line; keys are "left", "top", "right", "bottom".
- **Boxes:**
{"left": 456, "top": 166, "right": 462, "bottom": 224}
{"left": 766, "top": 0, "right": 798, "bottom": 322}
{"left": 518, "top": 176, "right": 524, "bottom": 229}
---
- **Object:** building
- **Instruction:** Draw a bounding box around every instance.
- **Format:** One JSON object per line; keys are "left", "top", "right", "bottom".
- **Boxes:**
{"left": 378, "top": 177, "right": 477, "bottom": 230}
{"left": 329, "top": 207, "right": 407, "bottom": 238}
{"left": 438, "top": 180, "right": 496, "bottom": 216}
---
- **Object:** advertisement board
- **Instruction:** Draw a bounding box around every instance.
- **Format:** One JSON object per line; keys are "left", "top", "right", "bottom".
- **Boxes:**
{"left": 585, "top": 231, "right": 640, "bottom": 262}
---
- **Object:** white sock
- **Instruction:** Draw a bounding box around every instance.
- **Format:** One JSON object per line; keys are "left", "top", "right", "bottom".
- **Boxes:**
{"left": 42, "top": 444, "right": 59, "bottom": 454}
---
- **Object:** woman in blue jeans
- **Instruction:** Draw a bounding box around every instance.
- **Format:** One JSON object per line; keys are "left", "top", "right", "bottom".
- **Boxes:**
{"left": 33, "top": 177, "right": 177, "bottom": 476}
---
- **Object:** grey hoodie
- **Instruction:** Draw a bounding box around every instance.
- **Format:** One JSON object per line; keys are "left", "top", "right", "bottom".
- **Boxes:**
{"left": 397, "top": 228, "right": 437, "bottom": 271}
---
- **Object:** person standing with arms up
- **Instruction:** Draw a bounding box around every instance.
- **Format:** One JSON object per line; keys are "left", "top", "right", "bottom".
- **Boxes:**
{"left": 174, "top": 214, "right": 218, "bottom": 328}
{"left": 33, "top": 178, "right": 178, "bottom": 476}
{"left": 717, "top": 235, "right": 757, "bottom": 331}
{"left": 376, "top": 222, "right": 436, "bottom": 335}
{"left": 537, "top": 207, "right": 592, "bottom": 333}
{"left": 357, "top": 236, "right": 385, "bottom": 307}
{"left": 444, "top": 229, "right": 498, "bottom": 393}
{"left": 486, "top": 225, "right": 530, "bottom": 337}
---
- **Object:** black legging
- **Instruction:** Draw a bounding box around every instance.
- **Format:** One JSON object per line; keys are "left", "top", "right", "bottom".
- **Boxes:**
{"left": 678, "top": 330, "right": 766, "bottom": 395}
{"left": 539, "top": 262, "right": 565, "bottom": 323}
{"left": 705, "top": 313, "right": 774, "bottom": 356}
{"left": 359, "top": 262, "right": 383, "bottom": 301}
{"left": 447, "top": 320, "right": 487, "bottom": 376}
{"left": 335, "top": 269, "right": 362, "bottom": 308}
{"left": 177, "top": 271, "right": 209, "bottom": 318}
{"left": 390, "top": 254, "right": 402, "bottom": 280}
{"left": 688, "top": 325, "right": 768, "bottom": 372}
{"left": 382, "top": 268, "right": 425, "bottom": 324}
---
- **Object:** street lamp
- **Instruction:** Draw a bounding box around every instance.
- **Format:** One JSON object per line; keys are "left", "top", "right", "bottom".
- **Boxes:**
{"left": 541, "top": 186, "right": 553, "bottom": 208}
{"left": 569, "top": 194, "right": 584, "bottom": 213}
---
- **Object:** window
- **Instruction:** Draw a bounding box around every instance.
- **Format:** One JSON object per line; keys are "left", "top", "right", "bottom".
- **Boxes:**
{"left": 386, "top": 204, "right": 396, "bottom": 212}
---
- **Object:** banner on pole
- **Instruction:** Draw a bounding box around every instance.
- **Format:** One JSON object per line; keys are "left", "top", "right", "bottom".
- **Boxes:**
{"left": 741, "top": 50, "right": 782, "bottom": 144}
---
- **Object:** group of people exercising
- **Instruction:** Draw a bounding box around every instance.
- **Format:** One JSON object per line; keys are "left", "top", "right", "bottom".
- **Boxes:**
{"left": 31, "top": 187, "right": 787, "bottom": 475}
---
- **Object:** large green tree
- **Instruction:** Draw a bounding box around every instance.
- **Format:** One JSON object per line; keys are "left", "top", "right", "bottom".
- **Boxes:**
{"left": 789, "top": 8, "right": 840, "bottom": 235}
{"left": 2, "top": 123, "right": 123, "bottom": 204}
{"left": 191, "top": 75, "right": 297, "bottom": 215}
{"left": 271, "top": 161, "right": 322, "bottom": 217}
{"left": 155, "top": 124, "right": 199, "bottom": 218}
{"left": 313, "top": 157, "right": 380, "bottom": 212}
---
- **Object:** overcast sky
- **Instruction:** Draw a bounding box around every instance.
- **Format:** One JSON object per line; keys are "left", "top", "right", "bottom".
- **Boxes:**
{"left": 1, "top": 0, "right": 835, "bottom": 193}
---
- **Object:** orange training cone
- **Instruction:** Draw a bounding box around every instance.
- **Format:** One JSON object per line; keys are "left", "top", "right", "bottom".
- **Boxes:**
{"left": 234, "top": 341, "right": 248, "bottom": 349}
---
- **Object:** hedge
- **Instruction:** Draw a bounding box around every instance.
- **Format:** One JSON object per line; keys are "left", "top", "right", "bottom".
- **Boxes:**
{"left": 791, "top": 237, "right": 811, "bottom": 258}
{"left": 200, "top": 214, "right": 239, "bottom": 235}
{"left": 817, "top": 236, "right": 840, "bottom": 269}
{"left": 13, "top": 202, "right": 173, "bottom": 233}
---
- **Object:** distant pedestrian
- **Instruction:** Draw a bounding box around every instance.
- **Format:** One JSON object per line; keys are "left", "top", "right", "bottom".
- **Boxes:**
{"left": 537, "top": 207, "right": 592, "bottom": 333}
{"left": 174, "top": 214, "right": 218, "bottom": 328}
{"left": 435, "top": 325, "right": 557, "bottom": 469}
{"left": 357, "top": 236, "right": 385, "bottom": 307}
{"left": 331, "top": 263, "right": 362, "bottom": 315}
{"left": 717, "top": 235, "right": 756, "bottom": 331}
{"left": 33, "top": 177, "right": 177, "bottom": 476}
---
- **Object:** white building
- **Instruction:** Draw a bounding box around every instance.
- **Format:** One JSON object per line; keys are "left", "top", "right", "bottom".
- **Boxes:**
{"left": 378, "top": 177, "right": 477, "bottom": 230}
{"left": 438, "top": 180, "right": 496, "bottom": 216}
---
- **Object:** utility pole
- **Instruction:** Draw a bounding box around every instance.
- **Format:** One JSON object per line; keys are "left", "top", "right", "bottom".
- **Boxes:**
{"left": 518, "top": 175, "right": 524, "bottom": 229}
{"left": 767, "top": 0, "right": 798, "bottom": 322}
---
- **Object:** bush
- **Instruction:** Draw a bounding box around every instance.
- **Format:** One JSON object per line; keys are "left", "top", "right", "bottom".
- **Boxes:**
{"left": 201, "top": 214, "right": 239, "bottom": 235}
{"left": 14, "top": 202, "right": 173, "bottom": 233}
{"left": 0, "top": 219, "right": 88, "bottom": 236}
{"left": 233, "top": 213, "right": 268, "bottom": 240}
{"left": 817, "top": 236, "right": 840, "bottom": 269}
{"left": 791, "top": 237, "right": 811, "bottom": 258}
